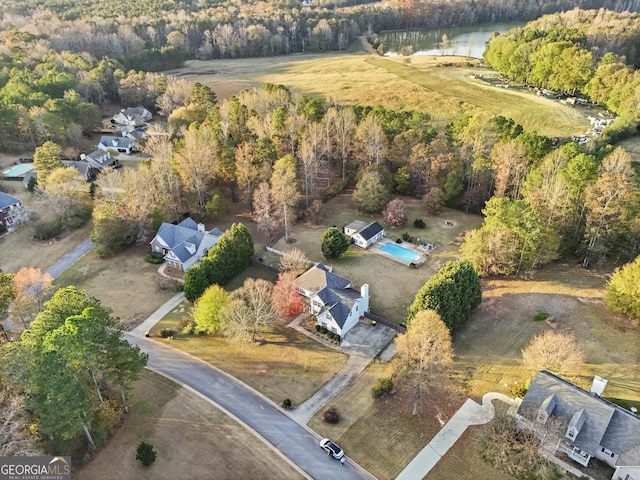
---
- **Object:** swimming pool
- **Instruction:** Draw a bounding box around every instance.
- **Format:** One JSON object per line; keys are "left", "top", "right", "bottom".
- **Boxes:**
{"left": 379, "top": 242, "right": 420, "bottom": 263}
{"left": 2, "top": 163, "right": 34, "bottom": 177}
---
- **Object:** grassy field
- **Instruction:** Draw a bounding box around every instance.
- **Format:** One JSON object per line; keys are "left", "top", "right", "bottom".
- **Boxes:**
{"left": 268, "top": 194, "right": 483, "bottom": 323}
{"left": 167, "top": 48, "right": 589, "bottom": 136}
{"left": 76, "top": 369, "right": 303, "bottom": 480}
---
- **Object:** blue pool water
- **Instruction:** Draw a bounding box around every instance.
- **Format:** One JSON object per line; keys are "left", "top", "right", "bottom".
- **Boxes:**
{"left": 380, "top": 242, "right": 420, "bottom": 262}
{"left": 2, "top": 163, "right": 34, "bottom": 177}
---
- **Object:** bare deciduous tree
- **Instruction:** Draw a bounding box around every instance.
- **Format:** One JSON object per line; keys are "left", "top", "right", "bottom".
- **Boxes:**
{"left": 0, "top": 386, "right": 43, "bottom": 456}
{"left": 10, "top": 268, "right": 53, "bottom": 329}
{"left": 395, "top": 310, "right": 453, "bottom": 415}
{"left": 220, "top": 279, "right": 278, "bottom": 343}
{"left": 279, "top": 248, "right": 310, "bottom": 277}
{"left": 522, "top": 330, "right": 585, "bottom": 378}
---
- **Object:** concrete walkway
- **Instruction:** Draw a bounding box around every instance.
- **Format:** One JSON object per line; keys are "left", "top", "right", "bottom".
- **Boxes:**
{"left": 128, "top": 292, "right": 185, "bottom": 337}
{"left": 396, "top": 392, "right": 513, "bottom": 480}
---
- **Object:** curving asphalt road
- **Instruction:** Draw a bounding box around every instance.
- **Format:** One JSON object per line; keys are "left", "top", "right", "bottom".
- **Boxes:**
{"left": 126, "top": 334, "right": 376, "bottom": 480}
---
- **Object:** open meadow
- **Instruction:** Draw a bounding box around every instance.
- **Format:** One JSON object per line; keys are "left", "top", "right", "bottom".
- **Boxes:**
{"left": 75, "top": 369, "right": 303, "bottom": 480}
{"left": 166, "top": 45, "right": 589, "bottom": 137}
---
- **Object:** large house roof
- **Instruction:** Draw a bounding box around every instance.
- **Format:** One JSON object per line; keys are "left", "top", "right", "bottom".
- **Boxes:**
{"left": 518, "top": 371, "right": 640, "bottom": 465}
{"left": 294, "top": 264, "right": 350, "bottom": 294}
{"left": 0, "top": 191, "right": 21, "bottom": 210}
{"left": 99, "top": 136, "right": 133, "bottom": 149}
{"left": 84, "top": 150, "right": 118, "bottom": 170}
{"left": 152, "top": 218, "right": 221, "bottom": 268}
{"left": 318, "top": 287, "right": 362, "bottom": 328}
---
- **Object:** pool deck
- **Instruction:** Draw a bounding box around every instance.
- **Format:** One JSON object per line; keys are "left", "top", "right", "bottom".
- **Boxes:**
{"left": 370, "top": 239, "right": 430, "bottom": 267}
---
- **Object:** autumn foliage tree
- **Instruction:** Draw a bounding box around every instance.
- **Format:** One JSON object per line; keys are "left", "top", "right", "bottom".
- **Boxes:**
{"left": 271, "top": 272, "right": 304, "bottom": 318}
{"left": 193, "top": 285, "right": 229, "bottom": 334}
{"left": 383, "top": 199, "right": 408, "bottom": 227}
{"left": 10, "top": 268, "right": 54, "bottom": 328}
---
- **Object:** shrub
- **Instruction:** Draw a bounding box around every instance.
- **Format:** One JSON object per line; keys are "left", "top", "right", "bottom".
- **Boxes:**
{"left": 145, "top": 251, "right": 165, "bottom": 264}
{"left": 136, "top": 442, "right": 157, "bottom": 467}
{"left": 402, "top": 232, "right": 412, "bottom": 242}
{"left": 396, "top": 238, "right": 402, "bottom": 243}
{"left": 413, "top": 218, "right": 426, "bottom": 229}
{"left": 315, "top": 324, "right": 321, "bottom": 332}
{"left": 323, "top": 407, "right": 339, "bottom": 424}
{"left": 0, "top": 224, "right": 6, "bottom": 234}
{"left": 372, "top": 377, "right": 394, "bottom": 398}
{"left": 160, "top": 328, "right": 176, "bottom": 338}
{"left": 32, "top": 218, "right": 63, "bottom": 240}
{"left": 179, "top": 317, "right": 197, "bottom": 335}
{"left": 533, "top": 312, "right": 549, "bottom": 322}
{"left": 282, "top": 398, "right": 292, "bottom": 409}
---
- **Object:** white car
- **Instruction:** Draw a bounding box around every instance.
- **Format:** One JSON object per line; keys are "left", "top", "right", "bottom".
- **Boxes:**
{"left": 319, "top": 438, "right": 344, "bottom": 460}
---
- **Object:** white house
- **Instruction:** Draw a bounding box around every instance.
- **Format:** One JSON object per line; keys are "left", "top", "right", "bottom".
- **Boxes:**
{"left": 518, "top": 371, "right": 640, "bottom": 480}
{"left": 293, "top": 264, "right": 369, "bottom": 337}
{"left": 112, "top": 106, "right": 152, "bottom": 127}
{"left": 344, "top": 220, "right": 385, "bottom": 249}
{"left": 98, "top": 136, "right": 134, "bottom": 154}
{"left": 150, "top": 217, "right": 222, "bottom": 272}
{"left": 0, "top": 191, "right": 24, "bottom": 229}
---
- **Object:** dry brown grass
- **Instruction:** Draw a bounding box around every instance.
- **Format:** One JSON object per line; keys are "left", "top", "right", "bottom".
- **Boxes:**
{"left": 53, "top": 244, "right": 175, "bottom": 329}
{"left": 166, "top": 52, "right": 589, "bottom": 136}
{"left": 76, "top": 369, "right": 303, "bottom": 480}
{"left": 150, "top": 299, "right": 348, "bottom": 406}
{"left": 270, "top": 194, "right": 483, "bottom": 323}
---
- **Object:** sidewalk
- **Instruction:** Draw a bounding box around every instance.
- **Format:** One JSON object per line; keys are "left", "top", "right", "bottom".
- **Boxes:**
{"left": 128, "top": 292, "right": 185, "bottom": 337}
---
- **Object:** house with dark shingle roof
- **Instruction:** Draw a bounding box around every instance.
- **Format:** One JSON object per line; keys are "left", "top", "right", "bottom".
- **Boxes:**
{"left": 82, "top": 150, "right": 119, "bottom": 172}
{"left": 293, "top": 264, "right": 369, "bottom": 337}
{"left": 150, "top": 218, "right": 222, "bottom": 272}
{"left": 518, "top": 371, "right": 640, "bottom": 480}
{"left": 344, "top": 220, "right": 385, "bottom": 249}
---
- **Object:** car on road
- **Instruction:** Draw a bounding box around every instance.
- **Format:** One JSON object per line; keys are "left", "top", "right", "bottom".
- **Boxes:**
{"left": 319, "top": 438, "right": 344, "bottom": 460}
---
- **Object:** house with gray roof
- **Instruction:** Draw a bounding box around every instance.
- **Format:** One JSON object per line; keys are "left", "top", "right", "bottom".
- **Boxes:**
{"left": 81, "top": 150, "right": 119, "bottom": 171}
{"left": 112, "top": 107, "right": 152, "bottom": 128}
{"left": 150, "top": 217, "right": 222, "bottom": 272}
{"left": 344, "top": 220, "right": 385, "bottom": 249}
{"left": 98, "top": 136, "right": 134, "bottom": 154}
{"left": 293, "top": 264, "right": 369, "bottom": 337}
{"left": 518, "top": 371, "right": 640, "bottom": 480}
{"left": 0, "top": 191, "right": 23, "bottom": 229}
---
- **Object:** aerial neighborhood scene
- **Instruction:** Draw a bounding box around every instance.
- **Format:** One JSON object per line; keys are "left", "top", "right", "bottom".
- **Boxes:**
{"left": 1, "top": 0, "right": 640, "bottom": 479}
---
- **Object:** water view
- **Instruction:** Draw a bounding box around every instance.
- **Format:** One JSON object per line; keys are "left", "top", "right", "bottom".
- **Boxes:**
{"left": 379, "top": 22, "right": 526, "bottom": 58}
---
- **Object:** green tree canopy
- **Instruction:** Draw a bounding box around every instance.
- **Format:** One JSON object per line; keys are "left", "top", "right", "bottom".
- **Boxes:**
{"left": 33, "top": 141, "right": 63, "bottom": 187}
{"left": 406, "top": 259, "right": 482, "bottom": 331}
{"left": 193, "top": 285, "right": 229, "bottom": 334}
{"left": 352, "top": 168, "right": 391, "bottom": 214}
{"left": 606, "top": 256, "right": 640, "bottom": 322}
{"left": 321, "top": 227, "right": 350, "bottom": 259}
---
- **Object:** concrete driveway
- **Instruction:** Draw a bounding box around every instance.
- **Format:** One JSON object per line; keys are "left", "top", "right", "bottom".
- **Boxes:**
{"left": 126, "top": 334, "right": 376, "bottom": 480}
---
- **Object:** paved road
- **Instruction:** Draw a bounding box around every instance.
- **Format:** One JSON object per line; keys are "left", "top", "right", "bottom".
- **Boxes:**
{"left": 126, "top": 334, "right": 376, "bottom": 480}
{"left": 45, "top": 237, "right": 93, "bottom": 279}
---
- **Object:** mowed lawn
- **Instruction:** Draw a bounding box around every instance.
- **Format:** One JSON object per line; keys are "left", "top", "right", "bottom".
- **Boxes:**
{"left": 268, "top": 194, "right": 483, "bottom": 323}
{"left": 76, "top": 369, "right": 303, "bottom": 480}
{"left": 149, "top": 268, "right": 348, "bottom": 407}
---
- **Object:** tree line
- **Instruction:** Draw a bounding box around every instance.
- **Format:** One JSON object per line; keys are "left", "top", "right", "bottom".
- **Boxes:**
{"left": 484, "top": 9, "right": 640, "bottom": 141}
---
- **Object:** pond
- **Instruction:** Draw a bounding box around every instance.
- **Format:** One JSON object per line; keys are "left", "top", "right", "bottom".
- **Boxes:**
{"left": 379, "top": 22, "right": 526, "bottom": 58}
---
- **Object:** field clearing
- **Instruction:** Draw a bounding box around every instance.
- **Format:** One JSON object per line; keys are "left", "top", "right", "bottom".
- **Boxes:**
{"left": 150, "top": 295, "right": 348, "bottom": 406}
{"left": 166, "top": 49, "right": 589, "bottom": 136}
{"left": 269, "top": 194, "right": 482, "bottom": 323}
{"left": 454, "top": 263, "right": 640, "bottom": 408}
{"left": 76, "top": 369, "right": 303, "bottom": 480}
{"left": 54, "top": 244, "right": 174, "bottom": 329}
